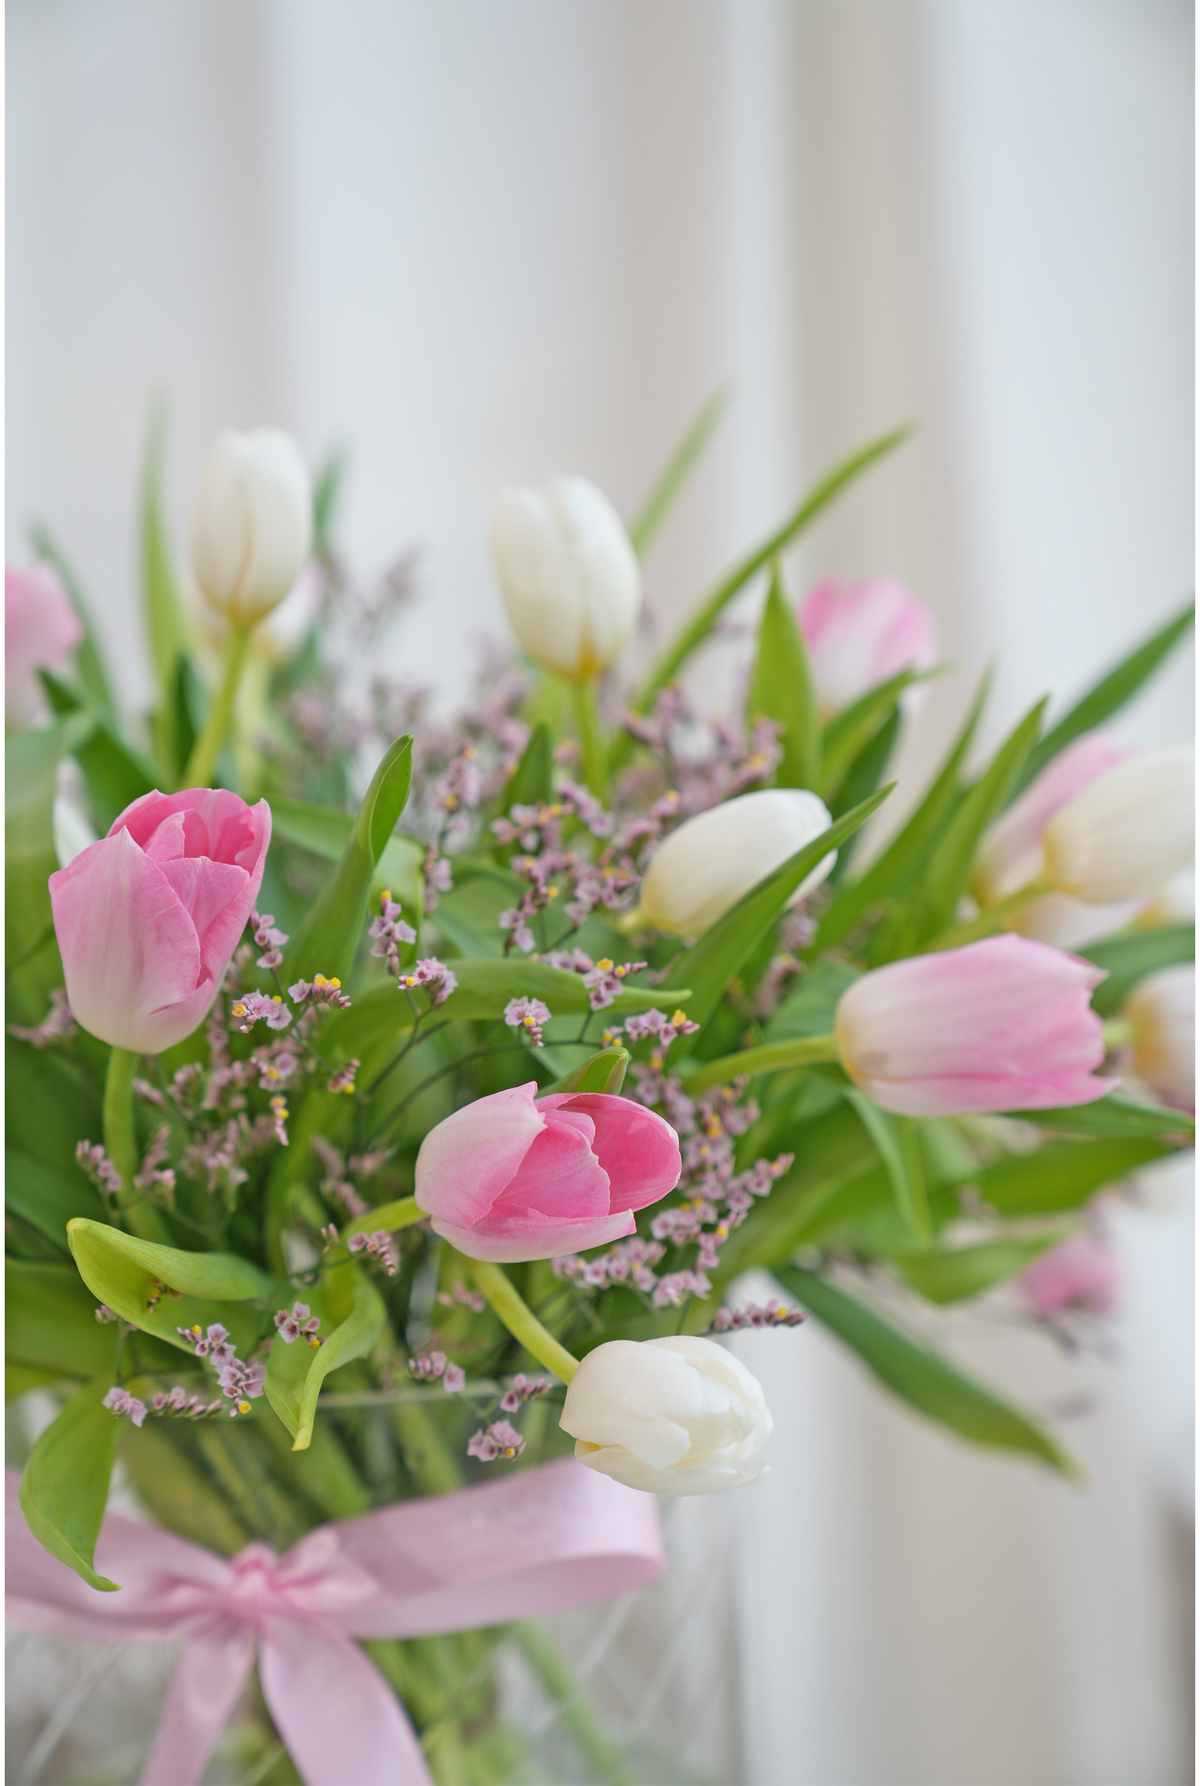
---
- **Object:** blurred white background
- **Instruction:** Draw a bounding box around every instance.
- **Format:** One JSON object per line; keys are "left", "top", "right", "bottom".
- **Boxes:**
{"left": 7, "top": 2, "right": 1194, "bottom": 1783}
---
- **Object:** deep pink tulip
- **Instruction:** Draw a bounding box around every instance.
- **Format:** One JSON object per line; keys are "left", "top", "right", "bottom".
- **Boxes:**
{"left": 6, "top": 563, "right": 84, "bottom": 729}
{"left": 834, "top": 935, "right": 1111, "bottom": 1117}
{"left": 1019, "top": 1233, "right": 1120, "bottom": 1320}
{"left": 797, "top": 576, "right": 937, "bottom": 717}
{"left": 49, "top": 788, "right": 271, "bottom": 1053}
{"left": 414, "top": 1083, "right": 682, "bottom": 1261}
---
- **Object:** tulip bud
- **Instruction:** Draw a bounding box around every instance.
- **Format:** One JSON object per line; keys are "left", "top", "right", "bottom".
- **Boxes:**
{"left": 48, "top": 788, "right": 271, "bottom": 1053}
{"left": 1019, "top": 1233, "right": 1120, "bottom": 1320}
{"left": 414, "top": 1083, "right": 681, "bottom": 1262}
{"left": 6, "top": 563, "right": 84, "bottom": 730}
{"left": 490, "top": 478, "right": 640, "bottom": 679}
{"left": 629, "top": 788, "right": 836, "bottom": 938}
{"left": 560, "top": 1336, "right": 772, "bottom": 1495}
{"left": 190, "top": 429, "right": 313, "bottom": 626}
{"left": 1122, "top": 964, "right": 1195, "bottom": 1112}
{"left": 796, "top": 576, "right": 937, "bottom": 717}
{"left": 1043, "top": 745, "right": 1194, "bottom": 906}
{"left": 834, "top": 935, "right": 1110, "bottom": 1117}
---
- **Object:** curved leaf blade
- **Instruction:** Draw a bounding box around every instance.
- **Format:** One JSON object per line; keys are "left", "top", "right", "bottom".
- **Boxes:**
{"left": 19, "top": 1379, "right": 122, "bottom": 1590}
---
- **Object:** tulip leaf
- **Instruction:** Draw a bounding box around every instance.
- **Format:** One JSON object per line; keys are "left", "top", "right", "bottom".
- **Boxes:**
{"left": 5, "top": 1040, "right": 102, "bottom": 1177}
{"left": 539, "top": 1047, "right": 631, "bottom": 1096}
{"left": 890, "top": 1236, "right": 1063, "bottom": 1305}
{"left": 747, "top": 565, "right": 820, "bottom": 791}
{"left": 27, "top": 522, "right": 117, "bottom": 721}
{"left": 140, "top": 397, "right": 189, "bottom": 783}
{"left": 819, "top": 669, "right": 924, "bottom": 802}
{"left": 269, "top": 797, "right": 358, "bottom": 860}
{"left": 971, "top": 1136, "right": 1175, "bottom": 1216}
{"left": 814, "top": 673, "right": 988, "bottom": 953}
{"left": 778, "top": 1266, "right": 1075, "bottom": 1472}
{"left": 658, "top": 786, "right": 894, "bottom": 1058}
{"left": 5, "top": 714, "right": 93, "bottom": 966}
{"left": 841, "top": 1090, "right": 932, "bottom": 1244}
{"left": 628, "top": 384, "right": 731, "bottom": 558}
{"left": 826, "top": 705, "right": 903, "bottom": 883}
{"left": 38, "top": 670, "right": 157, "bottom": 834}
{"left": 1001, "top": 1096, "right": 1194, "bottom": 1139}
{"left": 1013, "top": 601, "right": 1195, "bottom": 797}
{"left": 635, "top": 425, "right": 912, "bottom": 713}
{"left": 285, "top": 733, "right": 414, "bottom": 984}
{"left": 1079, "top": 924, "right": 1196, "bottom": 1016}
{"left": 67, "top": 1219, "right": 273, "bottom": 1352}
{"left": 266, "top": 1265, "right": 385, "bottom": 1450}
{"left": 19, "top": 1378, "right": 123, "bottom": 1590}
{"left": 7, "top": 1260, "right": 121, "bottom": 1379}
{"left": 501, "top": 721, "right": 554, "bottom": 814}
{"left": 875, "top": 695, "right": 1046, "bottom": 959}
{"left": 6, "top": 1148, "right": 107, "bottom": 1250}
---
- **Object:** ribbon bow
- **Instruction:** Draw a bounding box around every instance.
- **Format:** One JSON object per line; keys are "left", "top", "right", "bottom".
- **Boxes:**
{"left": 6, "top": 1460, "right": 663, "bottom": 1786}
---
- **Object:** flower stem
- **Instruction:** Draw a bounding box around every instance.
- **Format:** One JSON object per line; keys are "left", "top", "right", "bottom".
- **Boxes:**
{"left": 462, "top": 1257, "right": 581, "bottom": 1384}
{"left": 921, "top": 879, "right": 1049, "bottom": 953}
{"left": 684, "top": 1029, "right": 841, "bottom": 1095}
{"left": 342, "top": 1197, "right": 426, "bottom": 1240}
{"left": 569, "top": 675, "right": 608, "bottom": 797}
{"left": 104, "top": 1047, "right": 168, "bottom": 1241}
{"left": 180, "top": 622, "right": 252, "bottom": 789}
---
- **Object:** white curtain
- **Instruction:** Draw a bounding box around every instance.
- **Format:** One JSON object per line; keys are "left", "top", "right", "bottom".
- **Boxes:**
{"left": 7, "top": 3, "right": 1193, "bottom": 1782}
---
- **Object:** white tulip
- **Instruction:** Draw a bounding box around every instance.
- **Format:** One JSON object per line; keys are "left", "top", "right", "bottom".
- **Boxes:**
{"left": 560, "top": 1336, "right": 772, "bottom": 1495}
{"left": 1123, "top": 964, "right": 1195, "bottom": 1111}
{"left": 629, "top": 787, "right": 836, "bottom": 937}
{"left": 1042, "top": 746, "right": 1194, "bottom": 905}
{"left": 490, "top": 477, "right": 640, "bottom": 679}
{"left": 191, "top": 429, "right": 313, "bottom": 627}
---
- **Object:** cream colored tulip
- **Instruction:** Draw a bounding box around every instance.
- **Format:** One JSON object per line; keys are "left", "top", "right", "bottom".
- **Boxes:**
{"left": 1123, "top": 964, "right": 1195, "bottom": 1111}
{"left": 191, "top": 429, "right": 313, "bottom": 626}
{"left": 1043, "top": 746, "right": 1194, "bottom": 905}
{"left": 490, "top": 477, "right": 640, "bottom": 679}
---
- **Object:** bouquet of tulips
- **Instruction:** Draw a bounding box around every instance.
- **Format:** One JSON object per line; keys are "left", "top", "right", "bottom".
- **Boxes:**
{"left": 5, "top": 404, "right": 1195, "bottom": 1786}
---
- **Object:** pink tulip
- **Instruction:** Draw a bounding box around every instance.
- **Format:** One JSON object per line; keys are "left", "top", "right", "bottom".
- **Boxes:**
{"left": 48, "top": 788, "right": 271, "bottom": 1053}
{"left": 1019, "top": 1233, "right": 1120, "bottom": 1320}
{"left": 6, "top": 563, "right": 84, "bottom": 729}
{"left": 974, "top": 732, "right": 1145, "bottom": 948}
{"left": 834, "top": 935, "right": 1111, "bottom": 1117}
{"left": 796, "top": 576, "right": 937, "bottom": 717}
{"left": 414, "top": 1083, "right": 682, "bottom": 1262}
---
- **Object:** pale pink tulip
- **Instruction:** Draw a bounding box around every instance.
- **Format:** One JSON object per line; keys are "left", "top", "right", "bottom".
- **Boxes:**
{"left": 414, "top": 1084, "right": 682, "bottom": 1262}
{"left": 1019, "top": 1233, "right": 1120, "bottom": 1320}
{"left": 49, "top": 788, "right": 271, "bottom": 1053}
{"left": 796, "top": 576, "right": 937, "bottom": 717}
{"left": 975, "top": 732, "right": 1145, "bottom": 948}
{"left": 6, "top": 563, "right": 84, "bottom": 729}
{"left": 834, "top": 935, "right": 1110, "bottom": 1117}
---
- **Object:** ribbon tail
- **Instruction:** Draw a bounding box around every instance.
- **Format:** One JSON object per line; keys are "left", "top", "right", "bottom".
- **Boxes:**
{"left": 260, "top": 1619, "right": 433, "bottom": 1786}
{"left": 138, "top": 1625, "right": 257, "bottom": 1786}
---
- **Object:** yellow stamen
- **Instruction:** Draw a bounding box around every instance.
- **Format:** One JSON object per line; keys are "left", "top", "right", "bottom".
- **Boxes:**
{"left": 596, "top": 958, "right": 614, "bottom": 972}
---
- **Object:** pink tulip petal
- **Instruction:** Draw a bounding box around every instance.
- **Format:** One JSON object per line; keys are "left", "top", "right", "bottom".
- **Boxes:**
{"left": 156, "top": 857, "right": 253, "bottom": 988}
{"left": 112, "top": 790, "right": 271, "bottom": 890}
{"left": 413, "top": 1084, "right": 547, "bottom": 1230}
{"left": 538, "top": 1094, "right": 682, "bottom": 1213}
{"left": 430, "top": 1207, "right": 636, "bottom": 1264}
{"left": 487, "top": 1111, "right": 611, "bottom": 1227}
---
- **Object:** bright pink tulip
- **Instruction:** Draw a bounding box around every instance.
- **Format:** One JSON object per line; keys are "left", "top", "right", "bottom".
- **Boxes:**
{"left": 6, "top": 563, "right": 84, "bottom": 729}
{"left": 834, "top": 935, "right": 1111, "bottom": 1117}
{"left": 1019, "top": 1233, "right": 1119, "bottom": 1320}
{"left": 48, "top": 789, "right": 271, "bottom": 1053}
{"left": 797, "top": 576, "right": 937, "bottom": 717}
{"left": 414, "top": 1083, "right": 682, "bottom": 1262}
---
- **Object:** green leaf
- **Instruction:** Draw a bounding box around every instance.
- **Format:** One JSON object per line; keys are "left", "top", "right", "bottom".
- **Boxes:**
{"left": 746, "top": 565, "right": 820, "bottom": 790}
{"left": 27, "top": 523, "right": 116, "bottom": 720}
{"left": 635, "top": 425, "right": 913, "bottom": 710}
{"left": 891, "top": 1236, "right": 1062, "bottom": 1305}
{"left": 286, "top": 735, "right": 414, "bottom": 984}
{"left": 1014, "top": 602, "right": 1195, "bottom": 796}
{"left": 500, "top": 722, "right": 553, "bottom": 815}
{"left": 841, "top": 1090, "right": 931, "bottom": 1243}
{"left": 312, "top": 445, "right": 349, "bottom": 559}
{"left": 6, "top": 1260, "right": 120, "bottom": 1379}
{"left": 265, "top": 1265, "right": 385, "bottom": 1450}
{"left": 764, "top": 960, "right": 861, "bottom": 1042}
{"left": 657, "top": 786, "right": 894, "bottom": 1057}
{"left": 539, "top": 1047, "right": 630, "bottom": 1096}
{"left": 887, "top": 696, "right": 1046, "bottom": 956}
{"left": 628, "top": 384, "right": 731, "bottom": 558}
{"left": 826, "top": 705, "right": 902, "bottom": 879}
{"left": 1002, "top": 1096, "right": 1194, "bottom": 1139}
{"left": 814, "top": 674, "right": 988, "bottom": 952}
{"left": 67, "top": 1219, "right": 272, "bottom": 1352}
{"left": 1080, "top": 924, "right": 1195, "bottom": 1016}
{"left": 5, "top": 1041, "right": 101, "bottom": 1176}
{"left": 140, "top": 397, "right": 189, "bottom": 779}
{"left": 6, "top": 714, "right": 93, "bottom": 964}
{"left": 20, "top": 1379, "right": 124, "bottom": 1589}
{"left": 972, "top": 1137, "right": 1175, "bottom": 1216}
{"left": 819, "top": 669, "right": 923, "bottom": 801}
{"left": 778, "top": 1266, "right": 1074, "bottom": 1472}
{"left": 6, "top": 1148, "right": 107, "bottom": 1250}
{"left": 39, "top": 670, "right": 157, "bottom": 834}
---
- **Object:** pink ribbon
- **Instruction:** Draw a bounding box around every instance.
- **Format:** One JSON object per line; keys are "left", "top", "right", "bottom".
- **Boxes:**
{"left": 6, "top": 1460, "right": 663, "bottom": 1786}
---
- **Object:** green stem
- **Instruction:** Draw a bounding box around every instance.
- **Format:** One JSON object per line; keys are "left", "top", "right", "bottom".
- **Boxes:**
{"left": 921, "top": 879, "right": 1049, "bottom": 953}
{"left": 684, "top": 1030, "right": 841, "bottom": 1095}
{"left": 343, "top": 1197, "right": 426, "bottom": 1240}
{"left": 180, "top": 622, "right": 252, "bottom": 788}
{"left": 515, "top": 1621, "right": 633, "bottom": 1784}
{"left": 463, "top": 1258, "right": 581, "bottom": 1384}
{"left": 104, "top": 1047, "right": 168, "bottom": 1241}
{"left": 569, "top": 675, "right": 608, "bottom": 796}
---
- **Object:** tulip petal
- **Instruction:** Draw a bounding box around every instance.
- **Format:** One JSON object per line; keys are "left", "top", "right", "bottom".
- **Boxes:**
{"left": 156, "top": 857, "right": 253, "bottom": 989}
{"left": 112, "top": 789, "right": 271, "bottom": 890}
{"left": 486, "top": 1111, "right": 612, "bottom": 1229}
{"left": 413, "top": 1084, "right": 547, "bottom": 1231}
{"left": 430, "top": 1207, "right": 636, "bottom": 1264}
{"left": 538, "top": 1094, "right": 682, "bottom": 1214}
